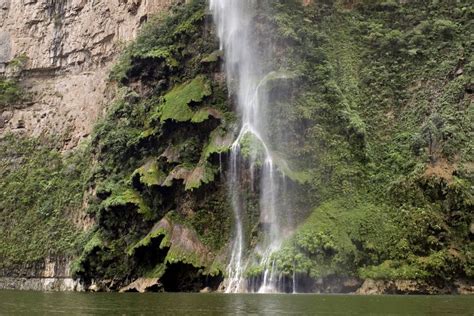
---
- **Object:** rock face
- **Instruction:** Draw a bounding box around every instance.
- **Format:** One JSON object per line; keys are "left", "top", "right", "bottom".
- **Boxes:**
{"left": 0, "top": 277, "right": 83, "bottom": 291}
{"left": 0, "top": 256, "right": 83, "bottom": 291}
{"left": 0, "top": 256, "right": 71, "bottom": 278}
{"left": 0, "top": 0, "right": 176, "bottom": 148}
{"left": 119, "top": 278, "right": 162, "bottom": 293}
{"left": 356, "top": 279, "right": 474, "bottom": 295}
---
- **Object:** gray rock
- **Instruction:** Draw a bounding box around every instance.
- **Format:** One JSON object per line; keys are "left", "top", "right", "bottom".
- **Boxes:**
{"left": 0, "top": 32, "right": 11, "bottom": 64}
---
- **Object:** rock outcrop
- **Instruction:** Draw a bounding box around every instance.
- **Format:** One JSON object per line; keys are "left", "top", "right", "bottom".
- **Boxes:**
{"left": 119, "top": 278, "right": 162, "bottom": 293}
{"left": 0, "top": 256, "right": 83, "bottom": 291}
{"left": 356, "top": 279, "right": 474, "bottom": 295}
{"left": 0, "top": 0, "right": 176, "bottom": 148}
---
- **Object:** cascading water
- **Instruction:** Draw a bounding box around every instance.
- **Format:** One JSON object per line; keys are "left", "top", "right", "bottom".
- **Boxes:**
{"left": 210, "top": 0, "right": 291, "bottom": 293}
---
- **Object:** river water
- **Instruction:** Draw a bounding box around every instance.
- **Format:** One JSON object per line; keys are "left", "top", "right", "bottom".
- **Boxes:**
{"left": 1, "top": 291, "right": 473, "bottom": 315}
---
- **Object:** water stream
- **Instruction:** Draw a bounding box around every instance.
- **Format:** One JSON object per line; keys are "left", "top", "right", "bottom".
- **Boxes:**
{"left": 210, "top": 0, "right": 287, "bottom": 293}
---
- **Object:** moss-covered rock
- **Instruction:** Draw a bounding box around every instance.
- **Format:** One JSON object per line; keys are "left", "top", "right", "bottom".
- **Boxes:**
{"left": 129, "top": 215, "right": 222, "bottom": 277}
{"left": 132, "top": 160, "right": 167, "bottom": 187}
{"left": 247, "top": 0, "right": 473, "bottom": 286}
{"left": 72, "top": 0, "right": 231, "bottom": 290}
{"left": 156, "top": 75, "right": 212, "bottom": 123}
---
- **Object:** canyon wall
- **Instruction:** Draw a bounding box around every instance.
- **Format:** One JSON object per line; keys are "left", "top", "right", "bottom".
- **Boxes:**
{"left": 0, "top": 0, "right": 177, "bottom": 291}
{"left": 0, "top": 0, "right": 176, "bottom": 148}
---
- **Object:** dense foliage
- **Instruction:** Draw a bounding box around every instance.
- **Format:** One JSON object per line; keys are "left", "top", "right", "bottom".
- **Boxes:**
{"left": 0, "top": 135, "right": 89, "bottom": 268}
{"left": 263, "top": 0, "right": 473, "bottom": 284}
{"left": 72, "top": 0, "right": 231, "bottom": 288}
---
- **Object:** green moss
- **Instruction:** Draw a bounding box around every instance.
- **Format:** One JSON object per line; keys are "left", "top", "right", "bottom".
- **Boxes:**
{"left": 191, "top": 107, "right": 222, "bottom": 123}
{"left": 258, "top": 71, "right": 300, "bottom": 89}
{"left": 91, "top": 92, "right": 146, "bottom": 171}
{"left": 359, "top": 247, "right": 466, "bottom": 281}
{"left": 70, "top": 232, "right": 105, "bottom": 276}
{"left": 201, "top": 128, "right": 233, "bottom": 160}
{"left": 138, "top": 127, "right": 159, "bottom": 140}
{"left": 80, "top": 1, "right": 231, "bottom": 284}
{"left": 145, "top": 263, "right": 167, "bottom": 278}
{"left": 238, "top": 132, "right": 266, "bottom": 164}
{"left": 132, "top": 160, "right": 167, "bottom": 187}
{"left": 128, "top": 227, "right": 169, "bottom": 256}
{"left": 140, "top": 47, "right": 179, "bottom": 68}
{"left": 173, "top": 9, "right": 206, "bottom": 37}
{"left": 82, "top": 232, "right": 105, "bottom": 253}
{"left": 201, "top": 50, "right": 223, "bottom": 63}
{"left": 161, "top": 164, "right": 193, "bottom": 187}
{"left": 273, "top": 154, "right": 311, "bottom": 184}
{"left": 103, "top": 189, "right": 153, "bottom": 220}
{"left": 184, "top": 162, "right": 217, "bottom": 191}
{"left": 359, "top": 260, "right": 430, "bottom": 280}
{"left": 272, "top": 198, "right": 395, "bottom": 278}
{"left": 272, "top": 179, "right": 471, "bottom": 280}
{"left": 158, "top": 75, "right": 212, "bottom": 122}
{"left": 129, "top": 214, "right": 222, "bottom": 276}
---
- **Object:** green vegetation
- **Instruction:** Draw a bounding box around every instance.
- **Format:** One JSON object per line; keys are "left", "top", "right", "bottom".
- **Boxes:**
{"left": 73, "top": 0, "right": 231, "bottom": 286}
{"left": 258, "top": 0, "right": 473, "bottom": 284}
{"left": 0, "top": 135, "right": 89, "bottom": 268}
{"left": 0, "top": 79, "right": 23, "bottom": 109}
{"left": 156, "top": 75, "right": 212, "bottom": 122}
{"left": 0, "top": 54, "right": 29, "bottom": 109}
{"left": 132, "top": 160, "right": 167, "bottom": 187}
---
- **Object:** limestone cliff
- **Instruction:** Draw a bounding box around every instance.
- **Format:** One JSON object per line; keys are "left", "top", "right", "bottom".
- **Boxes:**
{"left": 0, "top": 0, "right": 175, "bottom": 148}
{"left": 0, "top": 0, "right": 177, "bottom": 291}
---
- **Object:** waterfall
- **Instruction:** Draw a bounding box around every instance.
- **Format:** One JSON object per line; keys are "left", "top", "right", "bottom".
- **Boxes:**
{"left": 210, "top": 0, "right": 287, "bottom": 293}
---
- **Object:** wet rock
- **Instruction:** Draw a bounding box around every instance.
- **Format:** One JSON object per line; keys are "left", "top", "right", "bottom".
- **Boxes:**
{"left": 356, "top": 279, "right": 467, "bottom": 295}
{"left": 312, "top": 276, "right": 363, "bottom": 294}
{"left": 200, "top": 287, "right": 212, "bottom": 293}
{"left": 0, "top": 277, "right": 84, "bottom": 291}
{"left": 0, "top": 257, "right": 87, "bottom": 291}
{"left": 88, "top": 283, "right": 100, "bottom": 292}
{"left": 86, "top": 279, "right": 118, "bottom": 292}
{"left": 357, "top": 279, "right": 394, "bottom": 295}
{"left": 129, "top": 216, "right": 224, "bottom": 292}
{"left": 454, "top": 280, "right": 474, "bottom": 294}
{"left": 119, "top": 278, "right": 162, "bottom": 293}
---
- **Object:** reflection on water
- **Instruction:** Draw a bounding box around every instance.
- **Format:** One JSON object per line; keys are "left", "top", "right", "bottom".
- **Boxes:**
{"left": 1, "top": 291, "right": 473, "bottom": 315}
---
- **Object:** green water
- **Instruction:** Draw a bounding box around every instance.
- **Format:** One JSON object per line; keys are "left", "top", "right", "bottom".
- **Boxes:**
{"left": 1, "top": 291, "right": 473, "bottom": 315}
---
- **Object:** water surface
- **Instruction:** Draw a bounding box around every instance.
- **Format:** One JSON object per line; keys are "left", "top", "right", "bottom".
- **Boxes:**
{"left": 1, "top": 291, "right": 473, "bottom": 315}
